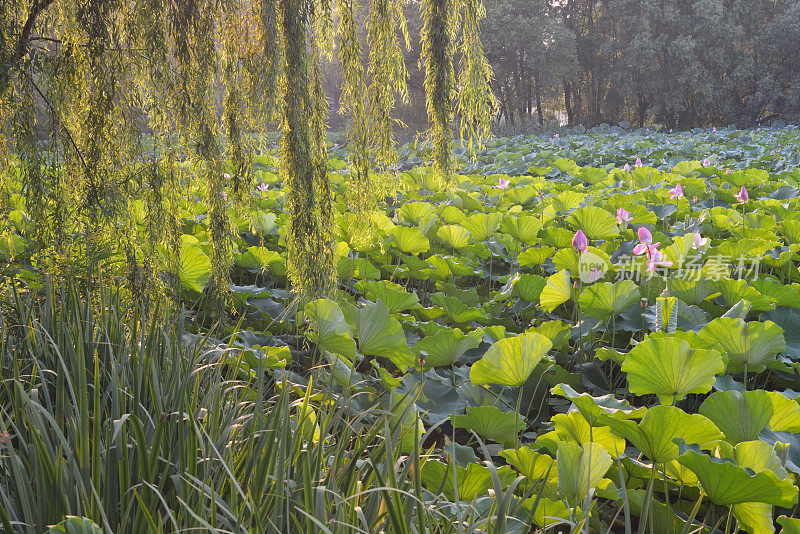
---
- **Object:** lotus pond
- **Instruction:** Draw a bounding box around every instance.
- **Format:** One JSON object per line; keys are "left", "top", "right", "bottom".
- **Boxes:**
{"left": 3, "top": 125, "right": 800, "bottom": 532}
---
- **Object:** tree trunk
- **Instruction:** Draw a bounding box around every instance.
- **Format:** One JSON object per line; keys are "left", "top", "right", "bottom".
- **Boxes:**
{"left": 563, "top": 81, "right": 573, "bottom": 126}
{"left": 534, "top": 75, "right": 544, "bottom": 126}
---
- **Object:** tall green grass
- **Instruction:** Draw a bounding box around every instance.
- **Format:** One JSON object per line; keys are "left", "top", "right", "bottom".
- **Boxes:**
{"left": 0, "top": 282, "right": 538, "bottom": 533}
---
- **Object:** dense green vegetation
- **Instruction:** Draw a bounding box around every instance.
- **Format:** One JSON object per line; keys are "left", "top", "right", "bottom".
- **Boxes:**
{"left": 2, "top": 127, "right": 800, "bottom": 532}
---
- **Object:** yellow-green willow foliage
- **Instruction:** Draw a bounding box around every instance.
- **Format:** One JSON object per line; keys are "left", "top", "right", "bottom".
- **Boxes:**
{"left": 457, "top": 0, "right": 496, "bottom": 154}
{"left": 367, "top": 0, "right": 409, "bottom": 174}
{"left": 336, "top": 0, "right": 371, "bottom": 212}
{"left": 421, "top": 0, "right": 457, "bottom": 182}
{"left": 0, "top": 0, "right": 494, "bottom": 304}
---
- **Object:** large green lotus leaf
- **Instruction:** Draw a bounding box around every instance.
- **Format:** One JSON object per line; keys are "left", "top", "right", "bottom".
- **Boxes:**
{"left": 556, "top": 441, "right": 613, "bottom": 505}
{"left": 541, "top": 226, "right": 576, "bottom": 248}
{"left": 390, "top": 226, "right": 430, "bottom": 255}
{"left": 439, "top": 205, "right": 466, "bottom": 224}
{"left": 707, "top": 206, "right": 743, "bottom": 230}
{"left": 699, "top": 389, "right": 800, "bottom": 442}
{"left": 600, "top": 405, "right": 723, "bottom": 463}
{"left": 421, "top": 461, "right": 515, "bottom": 501}
{"left": 733, "top": 502, "right": 778, "bottom": 534}
{"left": 518, "top": 245, "right": 555, "bottom": 268}
{"left": 500, "top": 446, "right": 557, "bottom": 482}
{"left": 552, "top": 248, "right": 579, "bottom": 274}
{"left": 716, "top": 279, "right": 775, "bottom": 311}
{"left": 676, "top": 449, "right": 798, "bottom": 507}
{"left": 542, "top": 411, "right": 626, "bottom": 459}
{"left": 662, "top": 235, "right": 696, "bottom": 268}
{"left": 356, "top": 279, "right": 420, "bottom": 313}
{"left": 337, "top": 257, "right": 381, "bottom": 280}
{"left": 354, "top": 301, "right": 414, "bottom": 371}
{"left": 621, "top": 336, "right": 724, "bottom": 405}
{"left": 504, "top": 184, "right": 539, "bottom": 206}
{"left": 526, "top": 320, "right": 571, "bottom": 349}
{"left": 46, "top": 517, "right": 103, "bottom": 534}
{"left": 470, "top": 332, "right": 552, "bottom": 386}
{"left": 552, "top": 158, "right": 579, "bottom": 174}
{"left": 250, "top": 211, "right": 277, "bottom": 235}
{"left": 698, "top": 317, "right": 786, "bottom": 373}
{"left": 767, "top": 391, "right": 800, "bottom": 433}
{"left": 566, "top": 206, "right": 620, "bottom": 240}
{"left": 648, "top": 296, "right": 679, "bottom": 333}
{"left": 430, "top": 292, "right": 486, "bottom": 323}
{"left": 579, "top": 280, "right": 640, "bottom": 321}
{"left": 414, "top": 327, "right": 482, "bottom": 368}
{"left": 550, "top": 383, "right": 647, "bottom": 426}
{"left": 552, "top": 189, "right": 585, "bottom": 212}
{"left": 780, "top": 220, "right": 800, "bottom": 244}
{"left": 762, "top": 244, "right": 800, "bottom": 268}
{"left": 452, "top": 405, "right": 526, "bottom": 448}
{"left": 699, "top": 390, "right": 774, "bottom": 444}
{"left": 752, "top": 278, "right": 800, "bottom": 308}
{"left": 305, "top": 299, "right": 357, "bottom": 359}
{"left": 513, "top": 273, "right": 547, "bottom": 302}
{"left": 520, "top": 496, "right": 572, "bottom": 528}
{"left": 437, "top": 225, "right": 472, "bottom": 249}
{"left": 500, "top": 215, "right": 542, "bottom": 244}
{"left": 398, "top": 201, "right": 436, "bottom": 225}
{"left": 734, "top": 440, "right": 790, "bottom": 479}
{"left": 718, "top": 237, "right": 777, "bottom": 261}
{"left": 179, "top": 241, "right": 211, "bottom": 293}
{"left": 236, "top": 246, "right": 287, "bottom": 276}
{"left": 460, "top": 212, "right": 503, "bottom": 242}
{"left": 778, "top": 516, "right": 800, "bottom": 534}
{"left": 761, "top": 308, "right": 800, "bottom": 360}
{"left": 539, "top": 270, "right": 573, "bottom": 312}
{"left": 666, "top": 277, "right": 719, "bottom": 306}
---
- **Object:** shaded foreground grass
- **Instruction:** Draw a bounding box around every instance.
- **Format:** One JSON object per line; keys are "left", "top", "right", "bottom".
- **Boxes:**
{"left": 0, "top": 282, "right": 551, "bottom": 533}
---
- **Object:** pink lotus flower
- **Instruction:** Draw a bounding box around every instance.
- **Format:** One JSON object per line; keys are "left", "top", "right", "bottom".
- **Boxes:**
{"left": 631, "top": 227, "right": 672, "bottom": 271}
{"left": 702, "top": 158, "right": 711, "bottom": 167}
{"left": 221, "top": 191, "right": 228, "bottom": 201}
{"left": 634, "top": 157, "right": 643, "bottom": 168}
{"left": 256, "top": 182, "right": 269, "bottom": 192}
{"left": 692, "top": 232, "right": 708, "bottom": 249}
{"left": 646, "top": 247, "right": 673, "bottom": 272}
{"left": 637, "top": 227, "right": 653, "bottom": 246}
{"left": 668, "top": 183, "right": 684, "bottom": 200}
{"left": 522, "top": 155, "right": 526, "bottom": 161}
{"left": 223, "top": 173, "right": 232, "bottom": 180}
{"left": 553, "top": 133, "right": 560, "bottom": 139}
{"left": 616, "top": 207, "right": 633, "bottom": 224}
{"left": 712, "top": 127, "right": 716, "bottom": 132}
{"left": 496, "top": 178, "right": 510, "bottom": 189}
{"left": 725, "top": 168, "right": 732, "bottom": 174}
{"left": 771, "top": 150, "right": 776, "bottom": 155}
{"left": 585, "top": 265, "right": 602, "bottom": 283}
{"left": 734, "top": 186, "right": 749, "bottom": 204}
{"left": 572, "top": 230, "right": 588, "bottom": 253}
{"left": 623, "top": 163, "right": 631, "bottom": 171}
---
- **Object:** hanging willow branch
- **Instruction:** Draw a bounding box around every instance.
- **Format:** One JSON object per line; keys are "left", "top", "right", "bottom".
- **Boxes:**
{"left": 367, "top": 0, "right": 409, "bottom": 175}
{"left": 421, "top": 0, "right": 456, "bottom": 182}
{"left": 337, "top": 0, "right": 371, "bottom": 211}
{"left": 282, "top": 0, "right": 334, "bottom": 299}
{"left": 457, "top": 0, "right": 496, "bottom": 154}
{"left": 0, "top": 0, "right": 496, "bottom": 307}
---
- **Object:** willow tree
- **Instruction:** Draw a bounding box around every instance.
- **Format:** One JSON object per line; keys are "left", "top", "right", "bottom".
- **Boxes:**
{"left": 0, "top": 0, "right": 495, "bottom": 305}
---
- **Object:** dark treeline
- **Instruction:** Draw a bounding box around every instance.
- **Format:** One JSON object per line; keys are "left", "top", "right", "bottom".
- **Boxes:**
{"left": 323, "top": 0, "right": 800, "bottom": 131}
{"left": 483, "top": 0, "right": 800, "bottom": 129}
